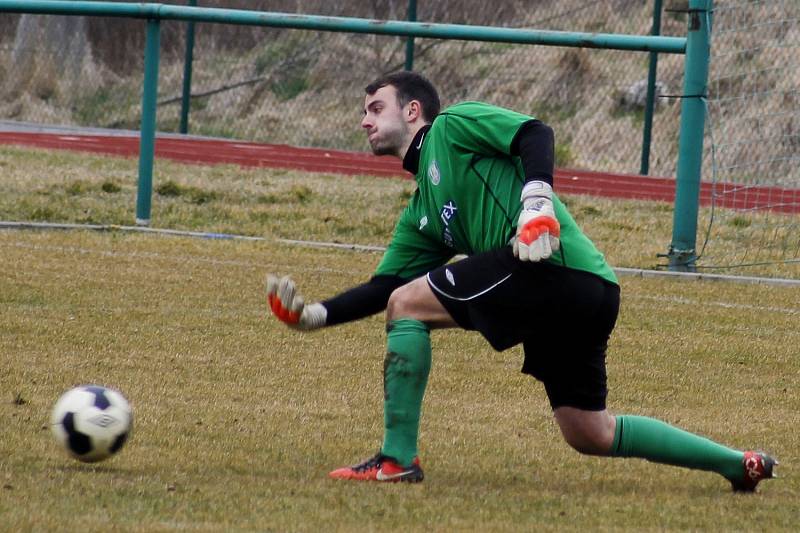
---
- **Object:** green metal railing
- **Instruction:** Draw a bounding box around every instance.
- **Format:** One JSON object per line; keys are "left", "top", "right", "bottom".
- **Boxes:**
{"left": 0, "top": 0, "right": 709, "bottom": 271}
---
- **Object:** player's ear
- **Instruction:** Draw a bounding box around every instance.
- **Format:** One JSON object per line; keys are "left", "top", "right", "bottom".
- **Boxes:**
{"left": 407, "top": 100, "right": 422, "bottom": 122}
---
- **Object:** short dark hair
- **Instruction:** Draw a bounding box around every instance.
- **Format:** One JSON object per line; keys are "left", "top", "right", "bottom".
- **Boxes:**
{"left": 365, "top": 71, "right": 441, "bottom": 123}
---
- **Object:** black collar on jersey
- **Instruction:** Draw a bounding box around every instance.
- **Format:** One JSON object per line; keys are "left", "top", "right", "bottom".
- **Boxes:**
{"left": 402, "top": 124, "right": 432, "bottom": 175}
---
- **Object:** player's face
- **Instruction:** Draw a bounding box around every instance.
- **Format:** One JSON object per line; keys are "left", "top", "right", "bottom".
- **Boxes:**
{"left": 361, "top": 85, "right": 410, "bottom": 157}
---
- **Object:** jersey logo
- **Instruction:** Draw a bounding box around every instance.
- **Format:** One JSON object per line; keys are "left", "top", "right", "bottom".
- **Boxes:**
{"left": 427, "top": 160, "right": 441, "bottom": 186}
{"left": 440, "top": 200, "right": 458, "bottom": 248}
{"left": 445, "top": 268, "right": 456, "bottom": 286}
{"left": 419, "top": 216, "right": 428, "bottom": 230}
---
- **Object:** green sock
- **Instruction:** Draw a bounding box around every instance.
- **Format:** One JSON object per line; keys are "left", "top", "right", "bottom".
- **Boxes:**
{"left": 381, "top": 318, "right": 431, "bottom": 467}
{"left": 611, "top": 415, "right": 744, "bottom": 481}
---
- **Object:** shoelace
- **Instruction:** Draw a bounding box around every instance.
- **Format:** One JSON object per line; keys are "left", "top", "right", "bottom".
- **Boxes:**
{"left": 353, "top": 453, "right": 385, "bottom": 472}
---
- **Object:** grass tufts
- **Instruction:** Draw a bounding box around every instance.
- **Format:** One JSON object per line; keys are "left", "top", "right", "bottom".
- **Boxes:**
{"left": 729, "top": 216, "right": 752, "bottom": 228}
{"left": 155, "top": 180, "right": 183, "bottom": 197}
{"left": 290, "top": 185, "right": 312, "bottom": 203}
{"left": 65, "top": 180, "right": 89, "bottom": 196}
{"left": 188, "top": 188, "right": 217, "bottom": 205}
{"left": 100, "top": 180, "right": 121, "bottom": 193}
{"left": 29, "top": 206, "right": 57, "bottom": 221}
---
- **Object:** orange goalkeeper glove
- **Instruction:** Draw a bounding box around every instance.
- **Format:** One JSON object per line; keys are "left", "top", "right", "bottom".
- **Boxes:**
{"left": 266, "top": 274, "right": 327, "bottom": 330}
{"left": 513, "top": 181, "right": 561, "bottom": 262}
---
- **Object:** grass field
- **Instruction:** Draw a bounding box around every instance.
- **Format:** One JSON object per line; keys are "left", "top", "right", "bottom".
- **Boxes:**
{"left": 1, "top": 146, "right": 799, "bottom": 531}
{"left": 1, "top": 144, "right": 799, "bottom": 278}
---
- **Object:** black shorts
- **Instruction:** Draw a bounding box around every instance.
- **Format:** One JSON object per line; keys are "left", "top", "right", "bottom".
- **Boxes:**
{"left": 426, "top": 246, "right": 620, "bottom": 411}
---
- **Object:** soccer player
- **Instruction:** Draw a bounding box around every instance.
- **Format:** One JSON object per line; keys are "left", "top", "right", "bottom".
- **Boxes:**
{"left": 266, "top": 71, "right": 776, "bottom": 491}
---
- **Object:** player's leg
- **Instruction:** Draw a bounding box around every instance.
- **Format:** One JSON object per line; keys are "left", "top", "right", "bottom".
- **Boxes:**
{"left": 552, "top": 407, "right": 616, "bottom": 455}
{"left": 534, "top": 275, "right": 776, "bottom": 492}
{"left": 385, "top": 275, "right": 459, "bottom": 327}
{"left": 329, "top": 276, "right": 454, "bottom": 482}
{"left": 552, "top": 407, "right": 776, "bottom": 492}
{"left": 381, "top": 277, "right": 455, "bottom": 467}
{"left": 331, "top": 248, "right": 526, "bottom": 482}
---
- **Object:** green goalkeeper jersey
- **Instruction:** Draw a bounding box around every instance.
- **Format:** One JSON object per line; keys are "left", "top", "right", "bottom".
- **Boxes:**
{"left": 374, "top": 101, "right": 618, "bottom": 285}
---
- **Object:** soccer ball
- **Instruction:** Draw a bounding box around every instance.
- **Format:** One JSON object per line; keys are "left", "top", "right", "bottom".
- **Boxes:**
{"left": 50, "top": 385, "right": 133, "bottom": 463}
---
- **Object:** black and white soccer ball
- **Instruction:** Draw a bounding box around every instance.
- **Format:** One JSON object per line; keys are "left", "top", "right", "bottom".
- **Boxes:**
{"left": 50, "top": 385, "right": 133, "bottom": 463}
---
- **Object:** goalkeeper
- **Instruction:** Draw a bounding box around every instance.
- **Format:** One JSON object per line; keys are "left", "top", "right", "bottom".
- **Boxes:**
{"left": 266, "top": 71, "right": 775, "bottom": 491}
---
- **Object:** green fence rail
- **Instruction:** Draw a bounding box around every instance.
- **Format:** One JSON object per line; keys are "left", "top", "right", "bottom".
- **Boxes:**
{"left": 0, "top": 0, "right": 708, "bottom": 271}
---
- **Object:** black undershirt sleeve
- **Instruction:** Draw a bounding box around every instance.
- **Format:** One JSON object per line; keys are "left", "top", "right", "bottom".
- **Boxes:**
{"left": 510, "top": 119, "right": 555, "bottom": 187}
{"left": 321, "top": 274, "right": 407, "bottom": 326}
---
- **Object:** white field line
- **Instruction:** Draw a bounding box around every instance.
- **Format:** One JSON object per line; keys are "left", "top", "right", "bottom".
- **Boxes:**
{"left": 614, "top": 267, "right": 800, "bottom": 287}
{"left": 627, "top": 294, "right": 799, "bottom": 316}
{"left": 0, "top": 241, "right": 360, "bottom": 276}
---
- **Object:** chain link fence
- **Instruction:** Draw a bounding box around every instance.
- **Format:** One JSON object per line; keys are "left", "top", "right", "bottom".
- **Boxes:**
{"left": 0, "top": 0, "right": 686, "bottom": 177}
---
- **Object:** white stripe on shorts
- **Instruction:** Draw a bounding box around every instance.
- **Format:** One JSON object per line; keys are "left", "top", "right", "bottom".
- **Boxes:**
{"left": 426, "top": 271, "right": 513, "bottom": 301}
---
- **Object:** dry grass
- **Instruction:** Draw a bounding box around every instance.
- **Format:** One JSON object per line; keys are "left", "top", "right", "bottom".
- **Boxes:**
{"left": 2, "top": 144, "right": 799, "bottom": 277}
{"left": 0, "top": 146, "right": 798, "bottom": 530}
{"left": 1, "top": 227, "right": 799, "bottom": 532}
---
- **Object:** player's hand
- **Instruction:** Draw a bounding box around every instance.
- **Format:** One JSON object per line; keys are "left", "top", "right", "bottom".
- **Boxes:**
{"left": 513, "top": 181, "right": 561, "bottom": 262}
{"left": 265, "top": 275, "right": 327, "bottom": 330}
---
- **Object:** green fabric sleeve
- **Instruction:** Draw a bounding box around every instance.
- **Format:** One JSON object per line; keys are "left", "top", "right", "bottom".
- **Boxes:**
{"left": 437, "top": 101, "right": 534, "bottom": 156}
{"left": 374, "top": 206, "right": 454, "bottom": 279}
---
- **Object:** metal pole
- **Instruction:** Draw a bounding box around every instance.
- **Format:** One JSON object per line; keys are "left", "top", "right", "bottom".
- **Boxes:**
{"left": 668, "top": 0, "right": 712, "bottom": 271}
{"left": 640, "top": 0, "right": 663, "bottom": 175}
{"left": 179, "top": 0, "right": 196, "bottom": 134}
{"left": 0, "top": 2, "right": 688, "bottom": 54}
{"left": 404, "top": 0, "right": 417, "bottom": 71}
{"left": 136, "top": 18, "right": 161, "bottom": 226}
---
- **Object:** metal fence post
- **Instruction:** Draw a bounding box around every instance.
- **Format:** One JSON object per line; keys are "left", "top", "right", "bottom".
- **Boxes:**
{"left": 136, "top": 17, "right": 161, "bottom": 226}
{"left": 640, "top": 0, "right": 663, "bottom": 176}
{"left": 667, "top": 0, "right": 712, "bottom": 271}
{"left": 179, "top": 0, "right": 196, "bottom": 134}
{"left": 404, "top": 0, "right": 417, "bottom": 71}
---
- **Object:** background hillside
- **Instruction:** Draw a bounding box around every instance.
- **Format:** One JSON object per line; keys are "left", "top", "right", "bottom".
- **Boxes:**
{"left": 0, "top": 0, "right": 688, "bottom": 176}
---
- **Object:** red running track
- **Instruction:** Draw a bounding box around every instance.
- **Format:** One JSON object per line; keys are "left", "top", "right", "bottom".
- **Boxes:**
{"left": 1, "top": 131, "right": 798, "bottom": 214}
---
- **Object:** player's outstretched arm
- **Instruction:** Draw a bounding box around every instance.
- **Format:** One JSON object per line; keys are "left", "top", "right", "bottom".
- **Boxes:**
{"left": 266, "top": 273, "right": 407, "bottom": 330}
{"left": 266, "top": 274, "right": 327, "bottom": 330}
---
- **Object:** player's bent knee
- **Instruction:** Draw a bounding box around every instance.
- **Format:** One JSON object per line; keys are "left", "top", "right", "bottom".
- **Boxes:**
{"left": 386, "top": 285, "right": 415, "bottom": 322}
{"left": 554, "top": 408, "right": 616, "bottom": 456}
{"left": 386, "top": 278, "right": 454, "bottom": 327}
{"left": 562, "top": 431, "right": 611, "bottom": 456}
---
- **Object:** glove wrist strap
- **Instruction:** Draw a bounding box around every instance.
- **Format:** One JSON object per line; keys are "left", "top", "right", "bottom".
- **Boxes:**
{"left": 298, "top": 303, "right": 327, "bottom": 330}
{"left": 521, "top": 180, "right": 553, "bottom": 203}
